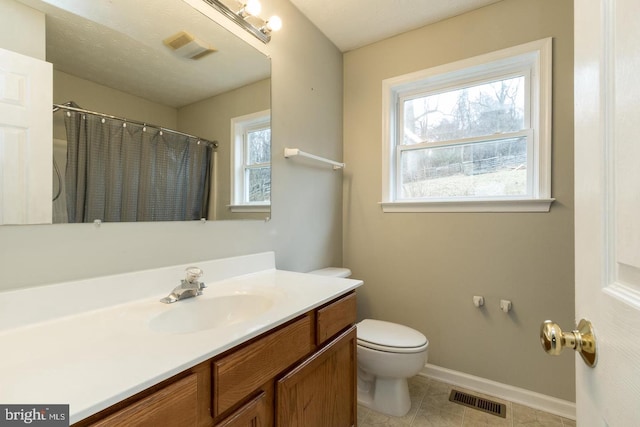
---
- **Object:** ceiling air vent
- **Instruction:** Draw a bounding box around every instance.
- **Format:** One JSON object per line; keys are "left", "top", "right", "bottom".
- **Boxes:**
{"left": 448, "top": 389, "right": 507, "bottom": 418}
{"left": 163, "top": 31, "right": 217, "bottom": 60}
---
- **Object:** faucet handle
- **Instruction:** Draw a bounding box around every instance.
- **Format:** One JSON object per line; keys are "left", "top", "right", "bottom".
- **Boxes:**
{"left": 185, "top": 267, "right": 204, "bottom": 287}
{"left": 185, "top": 267, "right": 207, "bottom": 295}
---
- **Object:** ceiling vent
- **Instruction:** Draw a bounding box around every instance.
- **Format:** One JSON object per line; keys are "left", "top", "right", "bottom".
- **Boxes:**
{"left": 163, "top": 31, "right": 217, "bottom": 60}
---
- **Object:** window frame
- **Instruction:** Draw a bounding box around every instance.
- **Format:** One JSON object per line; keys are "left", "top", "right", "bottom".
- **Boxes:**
{"left": 230, "top": 109, "right": 271, "bottom": 212}
{"left": 381, "top": 38, "right": 554, "bottom": 213}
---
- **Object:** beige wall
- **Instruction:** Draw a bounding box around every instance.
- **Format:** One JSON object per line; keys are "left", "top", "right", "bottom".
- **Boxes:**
{"left": 53, "top": 70, "right": 179, "bottom": 140}
{"left": 0, "top": 0, "right": 45, "bottom": 60}
{"left": 343, "top": 0, "right": 575, "bottom": 401}
{"left": 0, "top": 0, "right": 343, "bottom": 289}
{"left": 178, "top": 79, "right": 270, "bottom": 221}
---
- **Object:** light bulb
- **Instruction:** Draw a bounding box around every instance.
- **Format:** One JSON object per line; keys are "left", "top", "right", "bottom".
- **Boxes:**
{"left": 244, "top": 0, "right": 261, "bottom": 16}
{"left": 266, "top": 15, "right": 282, "bottom": 32}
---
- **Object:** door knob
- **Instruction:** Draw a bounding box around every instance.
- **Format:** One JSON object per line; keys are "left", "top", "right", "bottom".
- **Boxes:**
{"left": 540, "top": 319, "right": 597, "bottom": 368}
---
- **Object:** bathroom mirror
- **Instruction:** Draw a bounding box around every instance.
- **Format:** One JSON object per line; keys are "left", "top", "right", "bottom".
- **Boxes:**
{"left": 15, "top": 0, "right": 271, "bottom": 223}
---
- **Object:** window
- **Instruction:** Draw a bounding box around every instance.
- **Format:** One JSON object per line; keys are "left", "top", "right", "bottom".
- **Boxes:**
{"left": 381, "top": 38, "right": 553, "bottom": 212}
{"left": 230, "top": 110, "right": 271, "bottom": 212}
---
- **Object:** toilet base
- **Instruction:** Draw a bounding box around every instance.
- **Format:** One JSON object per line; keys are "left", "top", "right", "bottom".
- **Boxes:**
{"left": 357, "top": 375, "right": 411, "bottom": 417}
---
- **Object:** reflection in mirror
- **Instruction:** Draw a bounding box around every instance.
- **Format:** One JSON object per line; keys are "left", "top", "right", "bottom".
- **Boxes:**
{"left": 16, "top": 0, "right": 271, "bottom": 223}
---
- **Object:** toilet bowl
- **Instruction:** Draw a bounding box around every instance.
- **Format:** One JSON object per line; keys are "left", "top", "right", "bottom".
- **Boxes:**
{"left": 309, "top": 268, "right": 429, "bottom": 417}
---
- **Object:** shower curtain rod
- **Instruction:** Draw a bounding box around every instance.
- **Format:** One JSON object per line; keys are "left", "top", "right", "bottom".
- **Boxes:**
{"left": 53, "top": 102, "right": 218, "bottom": 148}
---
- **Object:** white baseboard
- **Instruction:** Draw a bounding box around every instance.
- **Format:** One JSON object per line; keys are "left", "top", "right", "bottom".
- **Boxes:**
{"left": 420, "top": 363, "right": 576, "bottom": 420}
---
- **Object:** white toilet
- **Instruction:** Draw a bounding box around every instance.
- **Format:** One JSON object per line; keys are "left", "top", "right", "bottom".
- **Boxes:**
{"left": 309, "top": 267, "right": 429, "bottom": 417}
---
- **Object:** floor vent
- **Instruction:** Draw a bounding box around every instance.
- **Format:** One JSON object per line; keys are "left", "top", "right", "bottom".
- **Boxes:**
{"left": 448, "top": 389, "right": 507, "bottom": 418}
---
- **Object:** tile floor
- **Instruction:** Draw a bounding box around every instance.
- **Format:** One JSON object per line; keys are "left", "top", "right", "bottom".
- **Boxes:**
{"left": 357, "top": 376, "right": 576, "bottom": 427}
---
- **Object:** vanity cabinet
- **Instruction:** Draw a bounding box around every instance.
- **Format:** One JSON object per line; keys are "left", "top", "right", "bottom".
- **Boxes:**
{"left": 75, "top": 291, "right": 357, "bottom": 427}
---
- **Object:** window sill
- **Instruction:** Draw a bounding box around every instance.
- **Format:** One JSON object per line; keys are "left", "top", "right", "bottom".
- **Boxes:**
{"left": 229, "top": 204, "right": 271, "bottom": 213}
{"left": 380, "top": 198, "right": 555, "bottom": 213}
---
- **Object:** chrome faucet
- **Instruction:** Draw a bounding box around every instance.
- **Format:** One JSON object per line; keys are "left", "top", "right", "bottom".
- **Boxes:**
{"left": 160, "top": 267, "right": 206, "bottom": 304}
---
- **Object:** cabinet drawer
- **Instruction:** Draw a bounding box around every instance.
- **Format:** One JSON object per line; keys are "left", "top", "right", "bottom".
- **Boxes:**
{"left": 213, "top": 315, "right": 312, "bottom": 416}
{"left": 89, "top": 374, "right": 198, "bottom": 427}
{"left": 316, "top": 292, "right": 357, "bottom": 345}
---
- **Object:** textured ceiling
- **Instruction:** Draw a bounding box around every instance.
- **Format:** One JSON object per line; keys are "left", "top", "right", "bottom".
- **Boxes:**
{"left": 290, "top": 0, "right": 504, "bottom": 52}
{"left": 14, "top": 0, "right": 504, "bottom": 107}
{"left": 16, "top": 0, "right": 270, "bottom": 108}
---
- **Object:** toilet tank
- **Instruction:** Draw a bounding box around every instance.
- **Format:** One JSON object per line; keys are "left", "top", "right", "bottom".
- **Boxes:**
{"left": 308, "top": 267, "right": 352, "bottom": 278}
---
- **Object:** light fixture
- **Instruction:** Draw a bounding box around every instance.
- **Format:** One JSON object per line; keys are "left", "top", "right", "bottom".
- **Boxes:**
{"left": 241, "top": 0, "right": 261, "bottom": 17}
{"left": 202, "top": 0, "right": 282, "bottom": 44}
{"left": 264, "top": 15, "right": 282, "bottom": 32}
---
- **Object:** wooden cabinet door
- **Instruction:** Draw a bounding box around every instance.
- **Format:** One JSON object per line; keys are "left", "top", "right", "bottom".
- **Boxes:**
{"left": 215, "top": 392, "right": 268, "bottom": 427}
{"left": 276, "top": 326, "right": 356, "bottom": 427}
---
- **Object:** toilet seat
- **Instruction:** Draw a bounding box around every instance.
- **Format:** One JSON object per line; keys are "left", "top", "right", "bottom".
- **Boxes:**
{"left": 357, "top": 319, "right": 428, "bottom": 354}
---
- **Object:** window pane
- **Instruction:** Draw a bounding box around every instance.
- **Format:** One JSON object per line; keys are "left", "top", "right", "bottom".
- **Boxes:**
{"left": 247, "top": 166, "right": 271, "bottom": 202}
{"left": 400, "top": 137, "right": 527, "bottom": 198}
{"left": 247, "top": 128, "right": 271, "bottom": 165}
{"left": 403, "top": 76, "right": 525, "bottom": 145}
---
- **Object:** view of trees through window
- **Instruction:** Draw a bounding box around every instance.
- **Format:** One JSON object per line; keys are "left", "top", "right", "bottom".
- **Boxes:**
{"left": 400, "top": 76, "right": 528, "bottom": 198}
{"left": 246, "top": 127, "right": 271, "bottom": 202}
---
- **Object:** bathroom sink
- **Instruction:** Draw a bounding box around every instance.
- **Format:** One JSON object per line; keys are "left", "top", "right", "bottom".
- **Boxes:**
{"left": 149, "top": 294, "right": 274, "bottom": 334}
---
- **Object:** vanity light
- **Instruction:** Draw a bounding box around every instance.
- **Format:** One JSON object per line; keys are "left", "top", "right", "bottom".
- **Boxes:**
{"left": 203, "top": 0, "right": 282, "bottom": 43}
{"left": 264, "top": 15, "right": 282, "bottom": 32}
{"left": 241, "top": 0, "right": 261, "bottom": 17}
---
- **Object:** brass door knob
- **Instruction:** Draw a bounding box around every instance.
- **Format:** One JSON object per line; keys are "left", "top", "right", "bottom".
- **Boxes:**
{"left": 540, "top": 319, "right": 597, "bottom": 367}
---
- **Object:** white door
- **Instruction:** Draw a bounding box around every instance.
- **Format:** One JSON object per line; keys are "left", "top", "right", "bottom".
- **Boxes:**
{"left": 0, "top": 47, "right": 52, "bottom": 224}
{"left": 574, "top": 0, "right": 640, "bottom": 425}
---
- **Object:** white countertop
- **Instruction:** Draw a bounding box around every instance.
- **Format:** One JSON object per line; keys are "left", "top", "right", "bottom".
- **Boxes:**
{"left": 0, "top": 253, "right": 362, "bottom": 424}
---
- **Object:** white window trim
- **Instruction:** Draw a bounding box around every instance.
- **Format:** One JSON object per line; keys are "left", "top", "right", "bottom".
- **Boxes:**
{"left": 381, "top": 38, "right": 554, "bottom": 213}
{"left": 228, "top": 203, "right": 270, "bottom": 213}
{"left": 230, "top": 109, "right": 271, "bottom": 212}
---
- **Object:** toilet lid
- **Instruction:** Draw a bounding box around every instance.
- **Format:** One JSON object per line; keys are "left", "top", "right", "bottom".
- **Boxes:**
{"left": 357, "top": 319, "right": 428, "bottom": 351}
{"left": 308, "top": 267, "right": 352, "bottom": 278}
